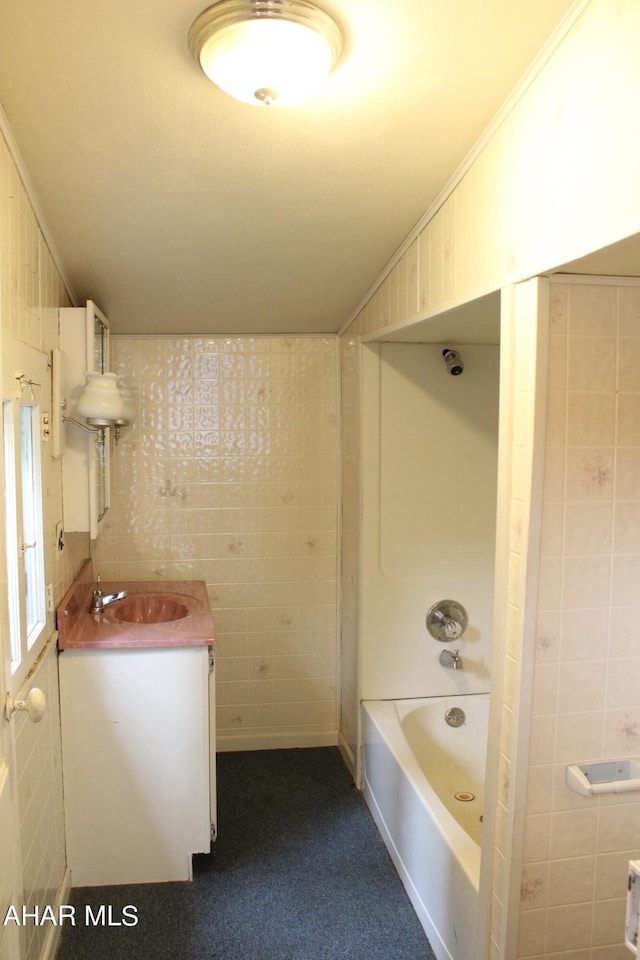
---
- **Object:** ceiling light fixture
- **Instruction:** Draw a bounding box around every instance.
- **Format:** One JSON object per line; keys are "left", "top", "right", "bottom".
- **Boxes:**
{"left": 188, "top": 0, "right": 343, "bottom": 106}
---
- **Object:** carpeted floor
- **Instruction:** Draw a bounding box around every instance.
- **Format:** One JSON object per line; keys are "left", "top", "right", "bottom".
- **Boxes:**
{"left": 56, "top": 748, "right": 436, "bottom": 959}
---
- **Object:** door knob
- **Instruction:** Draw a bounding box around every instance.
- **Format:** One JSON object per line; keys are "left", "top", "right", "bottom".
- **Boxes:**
{"left": 5, "top": 688, "right": 46, "bottom": 723}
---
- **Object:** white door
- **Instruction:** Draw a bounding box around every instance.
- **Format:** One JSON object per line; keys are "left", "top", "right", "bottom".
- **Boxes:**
{"left": 1, "top": 348, "right": 22, "bottom": 960}
{"left": 0, "top": 672, "right": 22, "bottom": 960}
{"left": 1, "top": 339, "right": 51, "bottom": 960}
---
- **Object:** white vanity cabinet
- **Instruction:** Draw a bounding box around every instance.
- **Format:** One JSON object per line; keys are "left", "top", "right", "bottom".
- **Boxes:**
{"left": 59, "top": 300, "right": 111, "bottom": 538}
{"left": 59, "top": 644, "right": 214, "bottom": 886}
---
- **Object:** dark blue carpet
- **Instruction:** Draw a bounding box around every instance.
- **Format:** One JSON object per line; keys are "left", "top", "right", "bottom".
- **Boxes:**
{"left": 56, "top": 748, "right": 436, "bottom": 959}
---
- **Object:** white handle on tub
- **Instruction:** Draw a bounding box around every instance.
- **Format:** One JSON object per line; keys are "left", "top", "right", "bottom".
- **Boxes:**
{"left": 5, "top": 688, "right": 47, "bottom": 723}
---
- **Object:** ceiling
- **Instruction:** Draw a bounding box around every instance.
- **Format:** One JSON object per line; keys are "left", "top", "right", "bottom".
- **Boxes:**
{"left": 0, "top": 0, "right": 582, "bottom": 335}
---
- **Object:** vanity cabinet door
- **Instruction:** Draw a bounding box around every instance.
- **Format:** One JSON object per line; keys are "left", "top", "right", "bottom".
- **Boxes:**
{"left": 59, "top": 646, "right": 211, "bottom": 886}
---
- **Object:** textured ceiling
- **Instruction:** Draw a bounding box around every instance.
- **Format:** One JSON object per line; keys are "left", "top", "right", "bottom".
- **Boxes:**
{"left": 0, "top": 0, "right": 579, "bottom": 334}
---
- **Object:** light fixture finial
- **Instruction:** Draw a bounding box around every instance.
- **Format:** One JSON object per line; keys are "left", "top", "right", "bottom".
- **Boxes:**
{"left": 255, "top": 87, "right": 278, "bottom": 106}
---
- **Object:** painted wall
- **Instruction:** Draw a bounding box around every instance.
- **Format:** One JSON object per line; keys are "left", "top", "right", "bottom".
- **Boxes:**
{"left": 360, "top": 342, "right": 499, "bottom": 700}
{"left": 338, "top": 336, "right": 360, "bottom": 771}
{"left": 345, "top": 0, "right": 640, "bottom": 346}
{"left": 0, "top": 127, "right": 89, "bottom": 960}
{"left": 486, "top": 278, "right": 550, "bottom": 959}
{"left": 96, "top": 335, "right": 340, "bottom": 751}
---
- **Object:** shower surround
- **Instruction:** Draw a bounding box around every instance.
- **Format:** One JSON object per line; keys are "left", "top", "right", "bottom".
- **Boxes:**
{"left": 96, "top": 335, "right": 339, "bottom": 751}
{"left": 359, "top": 341, "right": 499, "bottom": 702}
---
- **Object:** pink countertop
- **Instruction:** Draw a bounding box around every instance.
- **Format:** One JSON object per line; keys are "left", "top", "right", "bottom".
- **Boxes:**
{"left": 57, "top": 559, "right": 216, "bottom": 651}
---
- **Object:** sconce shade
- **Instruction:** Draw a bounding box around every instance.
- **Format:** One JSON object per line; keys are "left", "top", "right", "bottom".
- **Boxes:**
{"left": 116, "top": 384, "right": 137, "bottom": 425}
{"left": 76, "top": 372, "right": 124, "bottom": 422}
{"left": 188, "top": 0, "right": 343, "bottom": 106}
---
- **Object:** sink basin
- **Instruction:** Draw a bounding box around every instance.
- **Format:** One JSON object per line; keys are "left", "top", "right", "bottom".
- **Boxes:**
{"left": 56, "top": 561, "right": 216, "bottom": 650}
{"left": 104, "top": 594, "right": 191, "bottom": 624}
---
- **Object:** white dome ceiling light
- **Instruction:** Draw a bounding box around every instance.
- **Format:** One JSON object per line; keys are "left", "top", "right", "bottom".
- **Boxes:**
{"left": 188, "top": 0, "right": 343, "bottom": 106}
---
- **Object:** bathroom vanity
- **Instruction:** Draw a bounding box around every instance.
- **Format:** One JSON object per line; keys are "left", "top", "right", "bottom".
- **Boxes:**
{"left": 57, "top": 561, "right": 216, "bottom": 886}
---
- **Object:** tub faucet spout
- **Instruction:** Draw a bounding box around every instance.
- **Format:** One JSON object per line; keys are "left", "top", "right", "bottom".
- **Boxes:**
{"left": 439, "top": 649, "right": 463, "bottom": 670}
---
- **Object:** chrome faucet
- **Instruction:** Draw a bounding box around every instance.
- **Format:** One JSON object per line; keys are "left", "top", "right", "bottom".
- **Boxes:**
{"left": 90, "top": 575, "right": 127, "bottom": 614}
{"left": 439, "top": 649, "right": 463, "bottom": 670}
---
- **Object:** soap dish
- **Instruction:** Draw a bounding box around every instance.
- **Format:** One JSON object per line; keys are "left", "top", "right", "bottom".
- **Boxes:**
{"left": 566, "top": 759, "right": 640, "bottom": 797}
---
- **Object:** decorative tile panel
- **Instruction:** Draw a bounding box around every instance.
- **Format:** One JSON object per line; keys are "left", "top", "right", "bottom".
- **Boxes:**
{"left": 519, "top": 278, "right": 640, "bottom": 957}
{"left": 101, "top": 335, "right": 339, "bottom": 748}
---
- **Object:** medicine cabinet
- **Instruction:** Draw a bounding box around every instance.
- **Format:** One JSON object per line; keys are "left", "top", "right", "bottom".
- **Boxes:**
{"left": 59, "top": 301, "right": 112, "bottom": 539}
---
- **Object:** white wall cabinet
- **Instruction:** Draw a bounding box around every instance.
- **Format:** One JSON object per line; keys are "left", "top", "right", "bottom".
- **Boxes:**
{"left": 59, "top": 300, "right": 111, "bottom": 539}
{"left": 59, "top": 645, "right": 213, "bottom": 886}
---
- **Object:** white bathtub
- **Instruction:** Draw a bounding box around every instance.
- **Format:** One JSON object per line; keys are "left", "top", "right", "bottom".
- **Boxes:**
{"left": 362, "top": 695, "right": 489, "bottom": 960}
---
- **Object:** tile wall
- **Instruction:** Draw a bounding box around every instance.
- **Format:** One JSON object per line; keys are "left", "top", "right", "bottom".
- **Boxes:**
{"left": 518, "top": 279, "right": 640, "bottom": 959}
{"left": 98, "top": 335, "right": 340, "bottom": 750}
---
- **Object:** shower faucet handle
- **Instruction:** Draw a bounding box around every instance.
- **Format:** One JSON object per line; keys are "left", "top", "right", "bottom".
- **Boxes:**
{"left": 426, "top": 599, "right": 468, "bottom": 642}
{"left": 443, "top": 617, "right": 462, "bottom": 640}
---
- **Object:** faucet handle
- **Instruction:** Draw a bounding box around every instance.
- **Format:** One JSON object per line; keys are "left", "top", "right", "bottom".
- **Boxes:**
{"left": 90, "top": 575, "right": 104, "bottom": 613}
{"left": 426, "top": 600, "right": 468, "bottom": 642}
{"left": 443, "top": 617, "right": 462, "bottom": 640}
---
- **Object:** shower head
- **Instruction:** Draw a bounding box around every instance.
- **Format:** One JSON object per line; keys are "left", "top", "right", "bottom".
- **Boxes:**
{"left": 443, "top": 348, "right": 464, "bottom": 376}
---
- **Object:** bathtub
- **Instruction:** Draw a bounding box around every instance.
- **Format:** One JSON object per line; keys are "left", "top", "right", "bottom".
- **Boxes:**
{"left": 361, "top": 694, "right": 489, "bottom": 960}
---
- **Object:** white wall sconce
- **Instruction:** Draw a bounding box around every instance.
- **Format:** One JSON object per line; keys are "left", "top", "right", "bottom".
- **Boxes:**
{"left": 62, "top": 372, "right": 133, "bottom": 446}
{"left": 188, "top": 0, "right": 343, "bottom": 106}
{"left": 115, "top": 385, "right": 137, "bottom": 432}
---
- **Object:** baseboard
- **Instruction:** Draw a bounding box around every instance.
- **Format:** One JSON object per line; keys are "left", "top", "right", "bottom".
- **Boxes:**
{"left": 40, "top": 866, "right": 71, "bottom": 960}
{"left": 217, "top": 730, "right": 338, "bottom": 753}
{"left": 337, "top": 731, "right": 356, "bottom": 779}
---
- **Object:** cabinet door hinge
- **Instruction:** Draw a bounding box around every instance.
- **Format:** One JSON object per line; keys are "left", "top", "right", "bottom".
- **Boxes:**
{"left": 211, "top": 822, "right": 217, "bottom": 842}
{"left": 208, "top": 649, "right": 215, "bottom": 675}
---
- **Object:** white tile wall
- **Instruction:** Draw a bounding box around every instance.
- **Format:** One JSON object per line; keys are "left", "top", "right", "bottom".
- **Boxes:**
{"left": 99, "top": 335, "right": 340, "bottom": 749}
{"left": 518, "top": 279, "right": 640, "bottom": 959}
